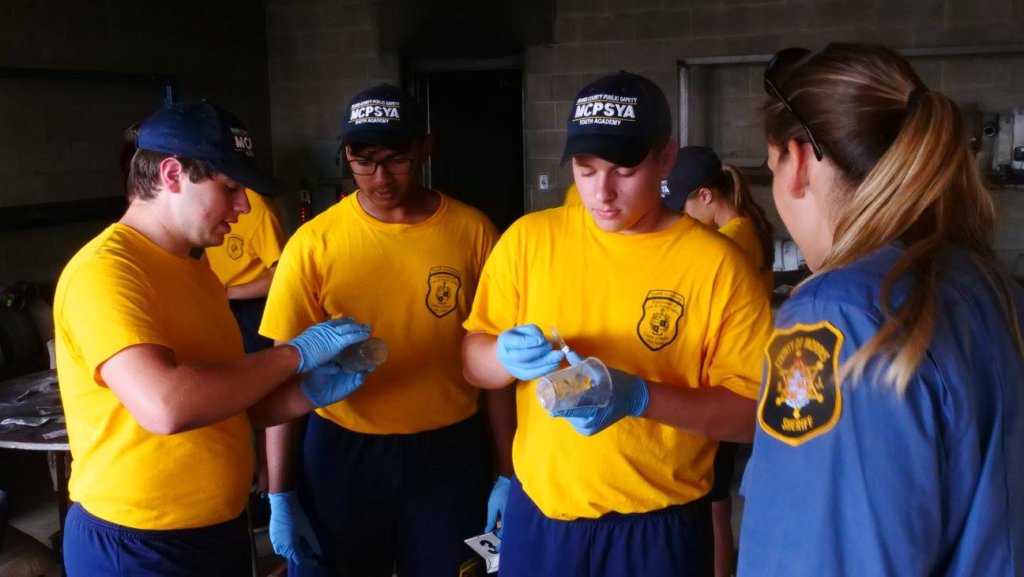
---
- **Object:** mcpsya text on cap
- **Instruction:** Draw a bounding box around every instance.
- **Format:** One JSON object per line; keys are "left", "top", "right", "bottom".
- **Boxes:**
{"left": 573, "top": 94, "right": 639, "bottom": 127}
{"left": 230, "top": 127, "right": 255, "bottom": 157}
{"left": 350, "top": 98, "right": 402, "bottom": 123}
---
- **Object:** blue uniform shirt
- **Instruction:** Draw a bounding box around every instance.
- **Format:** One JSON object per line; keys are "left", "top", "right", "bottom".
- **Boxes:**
{"left": 738, "top": 245, "right": 1024, "bottom": 577}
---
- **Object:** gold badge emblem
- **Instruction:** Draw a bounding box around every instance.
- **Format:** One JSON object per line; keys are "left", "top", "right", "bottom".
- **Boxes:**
{"left": 759, "top": 321, "right": 844, "bottom": 446}
{"left": 225, "top": 235, "right": 244, "bottom": 260}
{"left": 425, "top": 266, "right": 461, "bottom": 318}
{"left": 636, "top": 290, "right": 684, "bottom": 351}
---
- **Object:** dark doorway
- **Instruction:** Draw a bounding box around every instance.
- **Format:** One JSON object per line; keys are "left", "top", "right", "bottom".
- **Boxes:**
{"left": 411, "top": 67, "right": 524, "bottom": 231}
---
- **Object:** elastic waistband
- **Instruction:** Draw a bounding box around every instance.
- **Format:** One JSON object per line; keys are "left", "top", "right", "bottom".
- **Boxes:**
{"left": 591, "top": 497, "right": 710, "bottom": 525}
{"left": 513, "top": 476, "right": 709, "bottom": 526}
{"left": 68, "top": 502, "right": 247, "bottom": 541}
{"left": 311, "top": 410, "right": 482, "bottom": 439}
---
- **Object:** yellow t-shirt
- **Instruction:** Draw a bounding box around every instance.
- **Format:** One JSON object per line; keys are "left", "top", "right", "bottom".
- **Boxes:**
{"left": 260, "top": 191, "right": 499, "bottom": 434}
{"left": 54, "top": 224, "right": 253, "bottom": 530}
{"left": 718, "top": 216, "right": 774, "bottom": 291}
{"left": 464, "top": 205, "right": 772, "bottom": 520}
{"left": 205, "top": 189, "right": 285, "bottom": 288}
{"left": 563, "top": 183, "right": 581, "bottom": 207}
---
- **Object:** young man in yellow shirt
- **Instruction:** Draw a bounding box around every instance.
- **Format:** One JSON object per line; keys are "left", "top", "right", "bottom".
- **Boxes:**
{"left": 261, "top": 84, "right": 500, "bottom": 576}
{"left": 462, "top": 72, "right": 772, "bottom": 576}
{"left": 55, "top": 101, "right": 375, "bottom": 576}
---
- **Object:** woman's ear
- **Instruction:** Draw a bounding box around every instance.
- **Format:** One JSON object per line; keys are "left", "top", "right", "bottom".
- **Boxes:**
{"left": 698, "top": 187, "right": 714, "bottom": 204}
{"left": 781, "top": 138, "right": 812, "bottom": 200}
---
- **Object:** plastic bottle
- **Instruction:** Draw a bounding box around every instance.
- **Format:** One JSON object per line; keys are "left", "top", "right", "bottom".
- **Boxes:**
{"left": 535, "top": 357, "right": 612, "bottom": 411}
{"left": 335, "top": 337, "right": 388, "bottom": 372}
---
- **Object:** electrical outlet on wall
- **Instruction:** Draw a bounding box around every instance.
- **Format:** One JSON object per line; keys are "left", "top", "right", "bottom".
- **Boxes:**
{"left": 538, "top": 173, "right": 549, "bottom": 190}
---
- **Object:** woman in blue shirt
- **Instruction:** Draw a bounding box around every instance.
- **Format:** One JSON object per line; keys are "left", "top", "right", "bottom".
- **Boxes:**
{"left": 739, "top": 43, "right": 1024, "bottom": 577}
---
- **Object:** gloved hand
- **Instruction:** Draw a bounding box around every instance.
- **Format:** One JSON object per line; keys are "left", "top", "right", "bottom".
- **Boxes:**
{"left": 268, "top": 491, "right": 321, "bottom": 566}
{"left": 497, "top": 324, "right": 564, "bottom": 381}
{"left": 300, "top": 362, "right": 368, "bottom": 408}
{"left": 550, "top": 367, "right": 649, "bottom": 436}
{"left": 484, "top": 475, "right": 511, "bottom": 544}
{"left": 287, "top": 317, "right": 371, "bottom": 374}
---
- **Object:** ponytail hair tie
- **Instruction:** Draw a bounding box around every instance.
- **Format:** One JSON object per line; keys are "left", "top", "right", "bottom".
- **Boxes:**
{"left": 907, "top": 86, "right": 929, "bottom": 109}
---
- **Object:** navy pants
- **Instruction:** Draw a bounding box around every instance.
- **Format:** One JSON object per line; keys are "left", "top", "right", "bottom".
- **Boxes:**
{"left": 499, "top": 477, "right": 713, "bottom": 577}
{"left": 292, "top": 413, "right": 490, "bottom": 577}
{"left": 229, "top": 296, "right": 273, "bottom": 353}
{"left": 63, "top": 502, "right": 250, "bottom": 577}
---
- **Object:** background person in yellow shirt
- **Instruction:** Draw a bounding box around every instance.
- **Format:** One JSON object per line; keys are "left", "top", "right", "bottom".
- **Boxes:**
{"left": 55, "top": 101, "right": 377, "bottom": 577}
{"left": 205, "top": 187, "right": 287, "bottom": 526}
{"left": 562, "top": 183, "right": 581, "bottom": 207}
{"left": 665, "top": 145, "right": 775, "bottom": 292}
{"left": 205, "top": 188, "right": 285, "bottom": 353}
{"left": 462, "top": 71, "right": 772, "bottom": 577}
{"left": 260, "top": 84, "right": 500, "bottom": 576}
{"left": 662, "top": 145, "right": 775, "bottom": 577}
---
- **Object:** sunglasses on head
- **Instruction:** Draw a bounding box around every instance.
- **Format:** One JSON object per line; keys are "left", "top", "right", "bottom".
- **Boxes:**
{"left": 763, "top": 47, "right": 824, "bottom": 161}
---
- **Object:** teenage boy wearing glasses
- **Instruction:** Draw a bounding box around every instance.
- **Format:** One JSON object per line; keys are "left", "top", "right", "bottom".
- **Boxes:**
{"left": 461, "top": 71, "right": 772, "bottom": 576}
{"left": 260, "top": 84, "right": 501, "bottom": 576}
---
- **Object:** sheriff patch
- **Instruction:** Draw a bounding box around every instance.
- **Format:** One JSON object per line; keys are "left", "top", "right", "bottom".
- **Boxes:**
{"left": 759, "top": 321, "right": 844, "bottom": 446}
{"left": 225, "top": 235, "right": 244, "bottom": 260}
{"left": 636, "top": 290, "right": 684, "bottom": 351}
{"left": 425, "top": 266, "right": 461, "bottom": 318}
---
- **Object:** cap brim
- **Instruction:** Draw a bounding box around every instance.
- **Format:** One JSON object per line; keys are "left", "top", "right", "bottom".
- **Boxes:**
{"left": 213, "top": 159, "right": 288, "bottom": 197}
{"left": 341, "top": 128, "right": 416, "bottom": 152}
{"left": 560, "top": 135, "right": 651, "bottom": 168}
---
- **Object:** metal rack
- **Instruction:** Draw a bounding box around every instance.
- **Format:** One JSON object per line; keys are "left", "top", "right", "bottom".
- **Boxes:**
{"left": 676, "top": 43, "right": 1024, "bottom": 178}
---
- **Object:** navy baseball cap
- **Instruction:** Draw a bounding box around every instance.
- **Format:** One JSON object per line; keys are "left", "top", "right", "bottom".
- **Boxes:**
{"left": 561, "top": 71, "right": 672, "bottom": 168}
{"left": 340, "top": 84, "right": 426, "bottom": 151}
{"left": 663, "top": 146, "right": 723, "bottom": 211}
{"left": 136, "top": 101, "right": 286, "bottom": 196}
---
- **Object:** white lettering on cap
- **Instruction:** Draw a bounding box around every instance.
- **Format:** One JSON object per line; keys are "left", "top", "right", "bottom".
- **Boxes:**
{"left": 230, "top": 127, "right": 255, "bottom": 157}
{"left": 350, "top": 99, "right": 402, "bottom": 125}
{"left": 572, "top": 98, "right": 638, "bottom": 126}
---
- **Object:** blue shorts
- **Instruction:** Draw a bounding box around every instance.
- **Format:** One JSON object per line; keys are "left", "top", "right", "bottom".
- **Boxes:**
{"left": 292, "top": 413, "right": 490, "bottom": 577}
{"left": 63, "top": 502, "right": 250, "bottom": 577}
{"left": 500, "top": 477, "right": 712, "bottom": 577}
{"left": 228, "top": 296, "right": 273, "bottom": 353}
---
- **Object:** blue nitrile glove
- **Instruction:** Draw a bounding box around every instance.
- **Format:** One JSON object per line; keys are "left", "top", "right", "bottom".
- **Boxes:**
{"left": 484, "top": 475, "right": 511, "bottom": 543}
{"left": 300, "top": 362, "right": 368, "bottom": 408}
{"left": 287, "top": 317, "right": 371, "bottom": 374}
{"left": 550, "top": 367, "right": 649, "bottom": 436}
{"left": 497, "top": 324, "right": 565, "bottom": 381}
{"left": 268, "top": 491, "right": 321, "bottom": 566}
{"left": 565, "top": 350, "right": 584, "bottom": 366}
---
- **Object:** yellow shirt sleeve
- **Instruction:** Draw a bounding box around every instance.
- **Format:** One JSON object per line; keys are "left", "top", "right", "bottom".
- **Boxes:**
{"left": 55, "top": 225, "right": 252, "bottom": 530}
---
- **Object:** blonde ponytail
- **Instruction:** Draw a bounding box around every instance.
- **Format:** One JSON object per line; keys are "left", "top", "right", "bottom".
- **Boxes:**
{"left": 764, "top": 43, "right": 1023, "bottom": 395}
{"left": 721, "top": 164, "right": 774, "bottom": 269}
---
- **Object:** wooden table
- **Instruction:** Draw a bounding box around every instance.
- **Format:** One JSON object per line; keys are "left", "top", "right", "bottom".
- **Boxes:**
{"left": 0, "top": 369, "right": 70, "bottom": 551}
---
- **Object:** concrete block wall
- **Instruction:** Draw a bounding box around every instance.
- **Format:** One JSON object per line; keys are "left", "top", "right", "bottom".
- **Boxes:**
{"left": 266, "top": 0, "right": 400, "bottom": 232}
{"left": 0, "top": 1, "right": 273, "bottom": 287}
{"left": 523, "top": 0, "right": 1024, "bottom": 264}
{"left": 263, "top": 0, "right": 1024, "bottom": 261}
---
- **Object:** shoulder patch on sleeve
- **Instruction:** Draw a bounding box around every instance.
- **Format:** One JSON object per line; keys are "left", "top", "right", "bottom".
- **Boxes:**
{"left": 758, "top": 320, "right": 844, "bottom": 446}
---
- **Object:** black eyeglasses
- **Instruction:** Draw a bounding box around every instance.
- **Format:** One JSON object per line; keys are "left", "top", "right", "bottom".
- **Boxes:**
{"left": 346, "top": 155, "right": 416, "bottom": 176}
{"left": 763, "top": 47, "right": 824, "bottom": 161}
